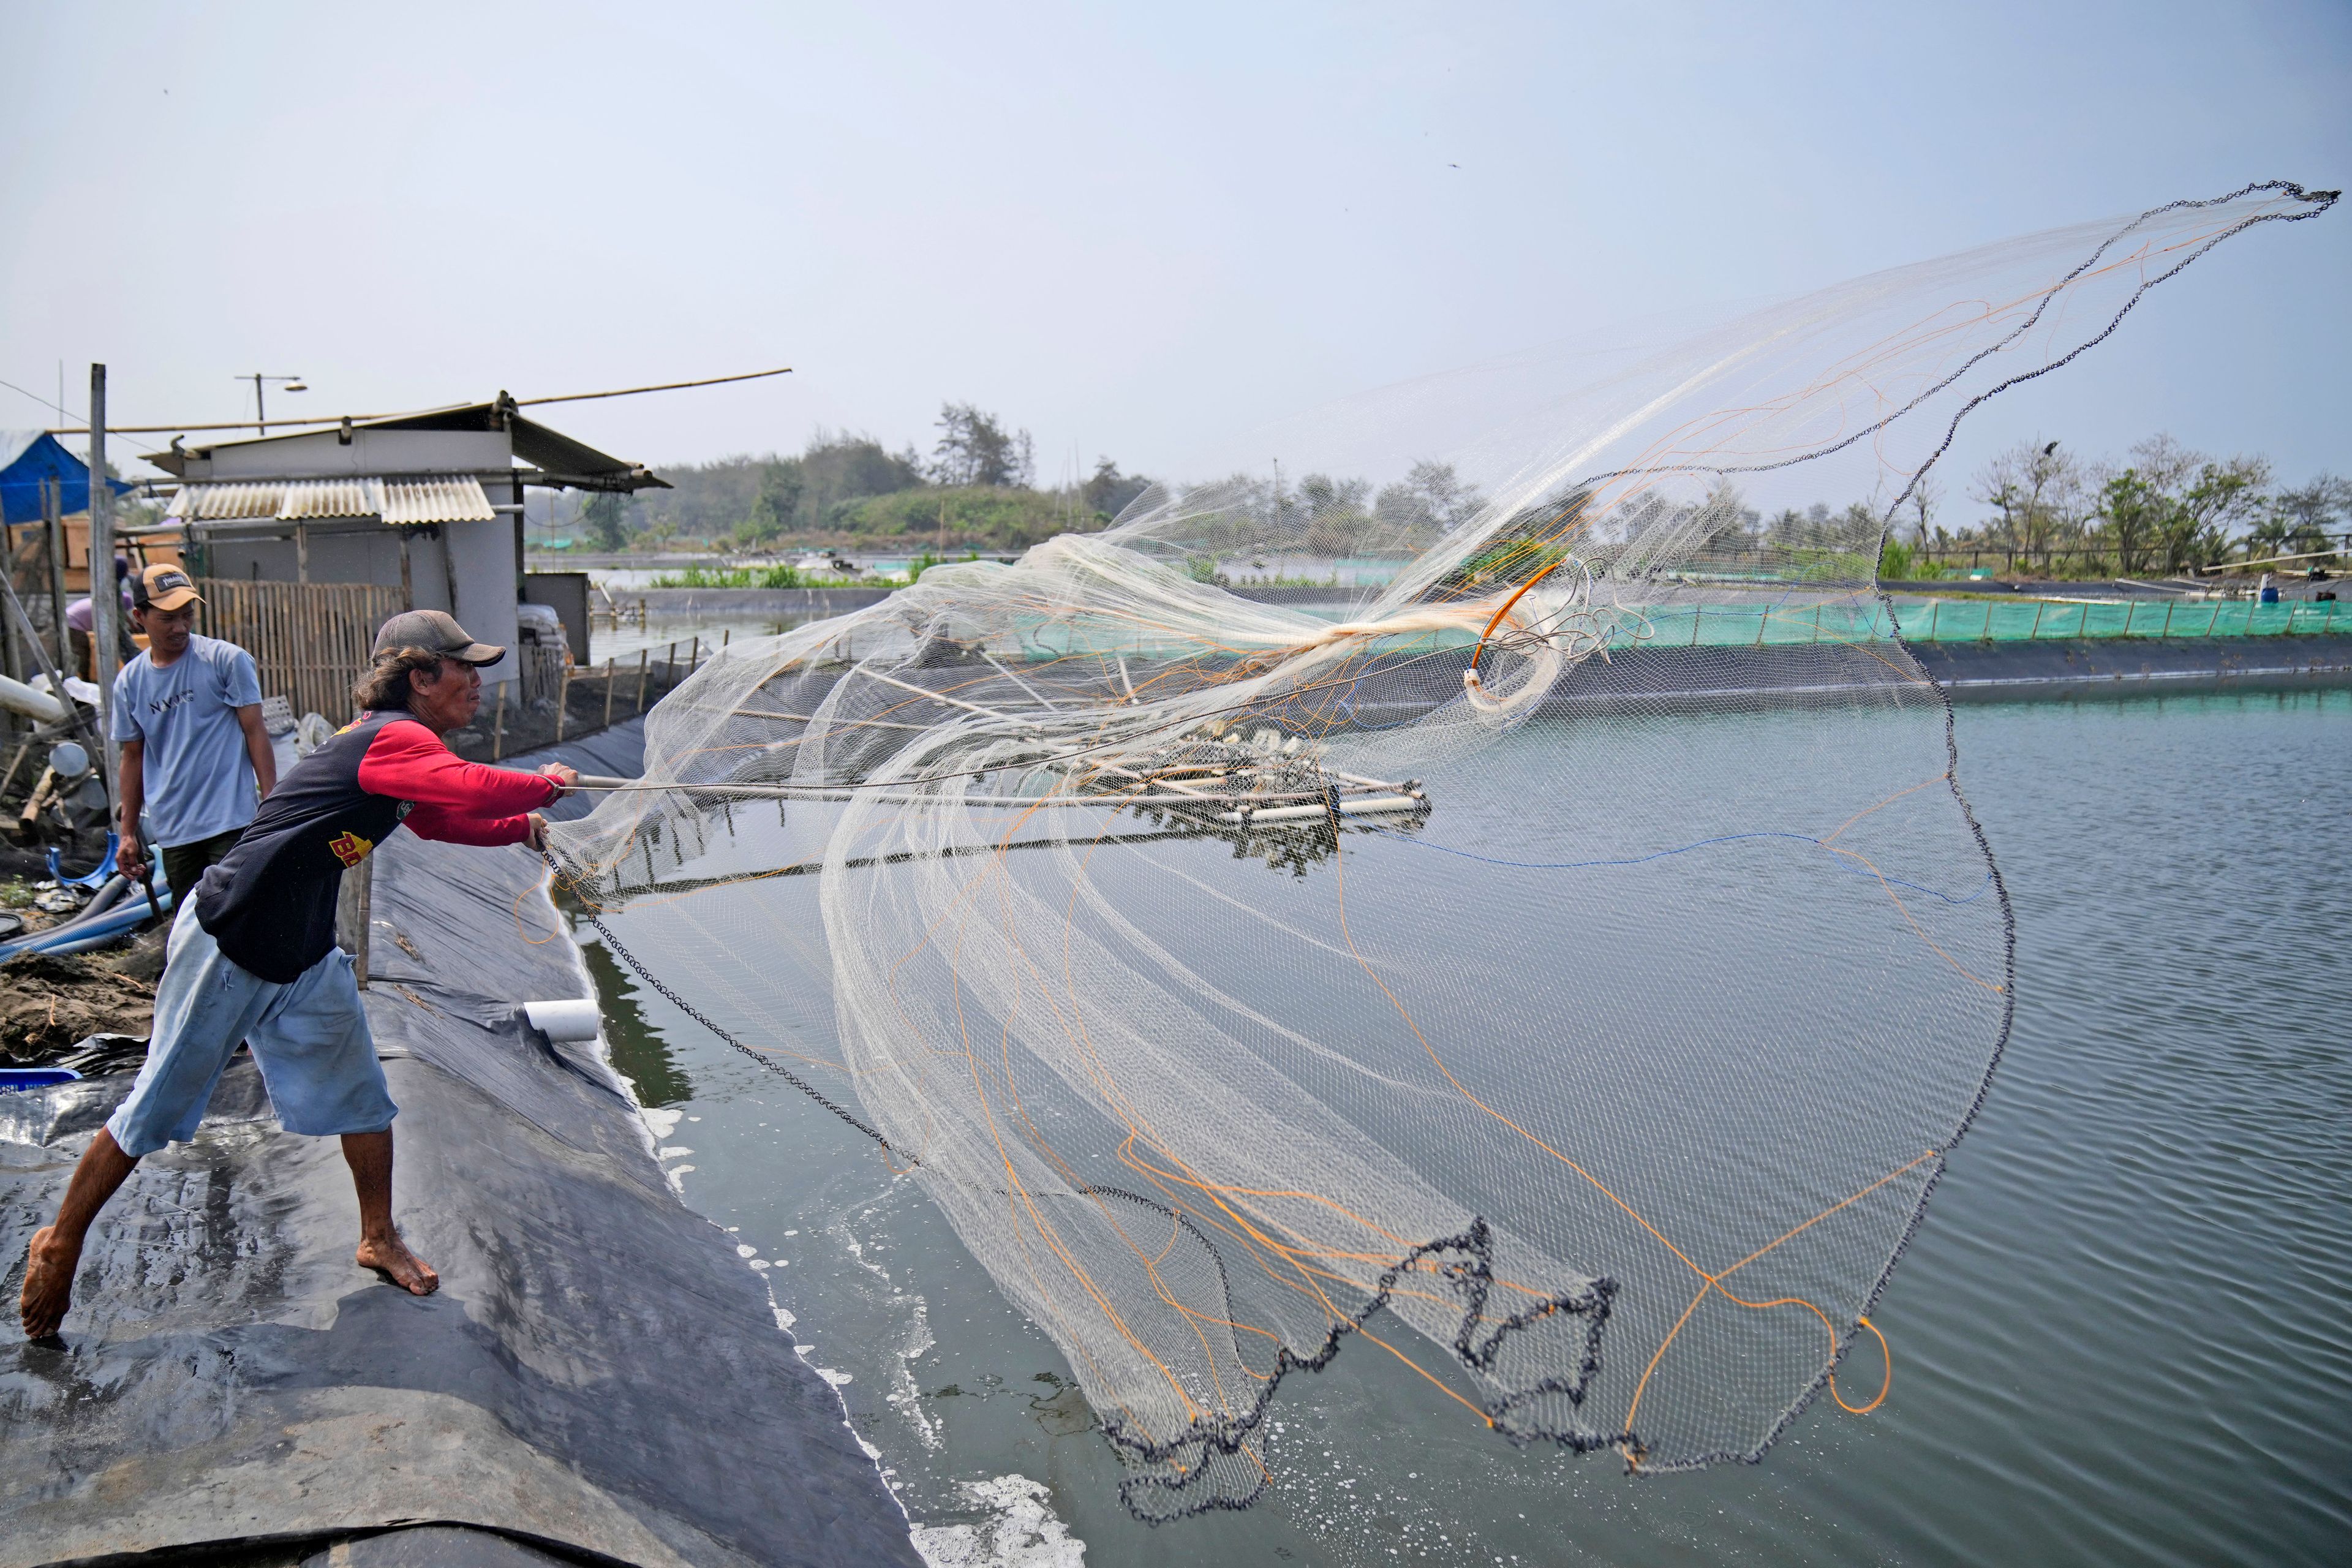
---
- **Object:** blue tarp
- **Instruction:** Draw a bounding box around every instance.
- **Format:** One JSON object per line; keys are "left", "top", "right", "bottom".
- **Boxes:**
{"left": 0, "top": 429, "right": 132, "bottom": 526}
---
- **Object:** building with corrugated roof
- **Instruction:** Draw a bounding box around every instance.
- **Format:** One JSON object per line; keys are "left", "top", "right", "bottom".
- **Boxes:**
{"left": 148, "top": 394, "right": 666, "bottom": 690}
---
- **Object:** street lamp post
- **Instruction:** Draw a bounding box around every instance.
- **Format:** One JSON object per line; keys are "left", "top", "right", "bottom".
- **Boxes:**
{"left": 240, "top": 372, "right": 308, "bottom": 433}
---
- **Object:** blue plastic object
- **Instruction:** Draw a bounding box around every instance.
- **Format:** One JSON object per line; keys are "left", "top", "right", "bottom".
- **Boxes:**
{"left": 0, "top": 1067, "right": 81, "bottom": 1091}
{"left": 0, "top": 881, "right": 175, "bottom": 961}
{"left": 47, "top": 832, "right": 118, "bottom": 889}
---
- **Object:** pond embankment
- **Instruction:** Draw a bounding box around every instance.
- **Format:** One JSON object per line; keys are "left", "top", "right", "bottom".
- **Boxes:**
{"left": 0, "top": 717, "right": 923, "bottom": 1568}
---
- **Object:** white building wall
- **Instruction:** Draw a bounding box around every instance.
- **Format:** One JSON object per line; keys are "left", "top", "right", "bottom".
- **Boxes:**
{"left": 445, "top": 516, "right": 520, "bottom": 688}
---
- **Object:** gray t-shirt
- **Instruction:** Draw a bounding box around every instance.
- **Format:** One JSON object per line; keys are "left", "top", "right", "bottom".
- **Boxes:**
{"left": 109, "top": 634, "right": 265, "bottom": 848}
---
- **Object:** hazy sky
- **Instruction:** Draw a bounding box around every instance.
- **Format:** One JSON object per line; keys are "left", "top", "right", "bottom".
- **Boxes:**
{"left": 2, "top": 1, "right": 2345, "bottom": 510}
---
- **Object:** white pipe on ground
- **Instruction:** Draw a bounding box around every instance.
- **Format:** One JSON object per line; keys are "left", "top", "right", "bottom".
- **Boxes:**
{"left": 0, "top": 674, "right": 67, "bottom": 725}
{"left": 522, "top": 998, "right": 603, "bottom": 1041}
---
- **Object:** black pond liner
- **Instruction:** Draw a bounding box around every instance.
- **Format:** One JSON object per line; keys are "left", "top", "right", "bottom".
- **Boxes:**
{"left": 0, "top": 717, "right": 922, "bottom": 1568}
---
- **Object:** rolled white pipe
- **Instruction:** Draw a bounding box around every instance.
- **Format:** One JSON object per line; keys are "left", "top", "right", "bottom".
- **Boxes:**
{"left": 0, "top": 674, "right": 66, "bottom": 725}
{"left": 522, "top": 998, "right": 603, "bottom": 1041}
{"left": 1216, "top": 796, "right": 1424, "bottom": 824}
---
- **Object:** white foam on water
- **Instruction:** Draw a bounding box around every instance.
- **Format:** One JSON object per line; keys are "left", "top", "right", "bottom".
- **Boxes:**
{"left": 910, "top": 1475, "right": 1086, "bottom": 1568}
{"left": 828, "top": 1205, "right": 942, "bottom": 1449}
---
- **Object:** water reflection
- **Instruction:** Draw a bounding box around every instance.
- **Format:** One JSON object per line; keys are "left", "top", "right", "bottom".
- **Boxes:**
{"left": 578, "top": 938, "right": 695, "bottom": 1107}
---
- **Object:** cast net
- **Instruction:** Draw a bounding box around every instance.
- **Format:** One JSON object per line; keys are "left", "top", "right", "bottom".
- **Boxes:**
{"left": 545, "top": 183, "right": 2332, "bottom": 1518}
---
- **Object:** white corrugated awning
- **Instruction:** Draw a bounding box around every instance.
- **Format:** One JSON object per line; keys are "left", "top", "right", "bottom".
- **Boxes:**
{"left": 167, "top": 481, "right": 287, "bottom": 522}
{"left": 380, "top": 476, "right": 497, "bottom": 525}
{"left": 165, "top": 475, "right": 497, "bottom": 526}
{"left": 276, "top": 479, "right": 382, "bottom": 520}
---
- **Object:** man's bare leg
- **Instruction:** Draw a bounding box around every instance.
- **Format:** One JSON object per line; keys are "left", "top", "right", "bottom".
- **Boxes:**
{"left": 342, "top": 1131, "right": 437, "bottom": 1296}
{"left": 20, "top": 1128, "right": 140, "bottom": 1339}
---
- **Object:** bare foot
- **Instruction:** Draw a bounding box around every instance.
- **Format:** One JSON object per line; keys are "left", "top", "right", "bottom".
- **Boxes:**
{"left": 355, "top": 1232, "right": 440, "bottom": 1297}
{"left": 19, "top": 1225, "right": 81, "bottom": 1340}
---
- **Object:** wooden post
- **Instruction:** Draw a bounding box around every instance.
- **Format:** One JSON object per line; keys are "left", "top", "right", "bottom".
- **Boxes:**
{"left": 554, "top": 659, "right": 571, "bottom": 742}
{"left": 398, "top": 529, "right": 415, "bottom": 609}
{"left": 1, "top": 516, "right": 20, "bottom": 696}
{"left": 603, "top": 656, "right": 617, "bottom": 728}
{"left": 491, "top": 680, "right": 507, "bottom": 761}
{"left": 439, "top": 526, "right": 461, "bottom": 620}
{"left": 44, "top": 478, "right": 69, "bottom": 668}
{"left": 88, "top": 364, "right": 122, "bottom": 789}
{"left": 335, "top": 857, "right": 372, "bottom": 990}
{"left": 295, "top": 522, "right": 310, "bottom": 584}
{"left": 634, "top": 647, "right": 649, "bottom": 714}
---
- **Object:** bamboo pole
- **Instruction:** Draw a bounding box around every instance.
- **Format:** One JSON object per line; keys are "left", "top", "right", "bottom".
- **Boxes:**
{"left": 554, "top": 658, "right": 572, "bottom": 742}
{"left": 603, "top": 657, "right": 617, "bottom": 728}
{"left": 491, "top": 681, "right": 507, "bottom": 761}
{"left": 43, "top": 479, "right": 69, "bottom": 669}
{"left": 635, "top": 648, "right": 649, "bottom": 714}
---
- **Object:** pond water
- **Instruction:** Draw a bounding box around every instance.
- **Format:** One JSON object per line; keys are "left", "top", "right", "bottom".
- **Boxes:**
{"left": 576, "top": 688, "right": 2351, "bottom": 1566}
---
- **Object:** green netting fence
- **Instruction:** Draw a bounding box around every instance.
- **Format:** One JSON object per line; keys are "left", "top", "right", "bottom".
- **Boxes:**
{"left": 1003, "top": 595, "right": 2343, "bottom": 661}
{"left": 1635, "top": 595, "right": 2344, "bottom": 649}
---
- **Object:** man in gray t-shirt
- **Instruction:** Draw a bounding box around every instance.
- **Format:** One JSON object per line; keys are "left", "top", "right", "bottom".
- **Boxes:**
{"left": 110, "top": 564, "right": 278, "bottom": 895}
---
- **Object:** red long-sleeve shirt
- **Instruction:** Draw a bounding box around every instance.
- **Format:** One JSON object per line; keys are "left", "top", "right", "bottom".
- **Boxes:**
{"left": 192, "top": 710, "right": 562, "bottom": 982}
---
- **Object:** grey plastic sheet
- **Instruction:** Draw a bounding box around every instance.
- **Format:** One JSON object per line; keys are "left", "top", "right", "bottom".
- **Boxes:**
{"left": 1, "top": 718, "right": 921, "bottom": 1568}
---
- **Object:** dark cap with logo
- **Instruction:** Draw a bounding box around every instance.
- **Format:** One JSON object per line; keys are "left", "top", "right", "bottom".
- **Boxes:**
{"left": 371, "top": 609, "right": 506, "bottom": 666}
{"left": 131, "top": 564, "right": 202, "bottom": 612}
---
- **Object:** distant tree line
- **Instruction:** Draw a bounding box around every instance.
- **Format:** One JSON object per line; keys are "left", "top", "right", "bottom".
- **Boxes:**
{"left": 573, "top": 402, "right": 1156, "bottom": 555}
{"left": 1165, "top": 460, "right": 1489, "bottom": 567}
{"left": 1943, "top": 436, "right": 2347, "bottom": 577}
{"left": 1685, "top": 435, "right": 2348, "bottom": 581}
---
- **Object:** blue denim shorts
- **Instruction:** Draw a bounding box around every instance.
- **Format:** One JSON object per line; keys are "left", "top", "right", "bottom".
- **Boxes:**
{"left": 105, "top": 913, "right": 395, "bottom": 1158}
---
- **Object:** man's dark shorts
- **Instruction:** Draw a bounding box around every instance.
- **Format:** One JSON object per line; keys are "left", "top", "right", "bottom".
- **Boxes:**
{"left": 160, "top": 827, "right": 243, "bottom": 897}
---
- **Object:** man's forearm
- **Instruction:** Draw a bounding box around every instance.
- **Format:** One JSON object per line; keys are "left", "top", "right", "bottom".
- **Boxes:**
{"left": 247, "top": 725, "right": 277, "bottom": 797}
{"left": 115, "top": 742, "right": 145, "bottom": 851}
{"left": 235, "top": 705, "right": 277, "bottom": 798}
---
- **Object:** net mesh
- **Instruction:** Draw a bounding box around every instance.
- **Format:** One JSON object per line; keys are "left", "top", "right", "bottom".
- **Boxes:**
{"left": 546, "top": 182, "right": 2332, "bottom": 1517}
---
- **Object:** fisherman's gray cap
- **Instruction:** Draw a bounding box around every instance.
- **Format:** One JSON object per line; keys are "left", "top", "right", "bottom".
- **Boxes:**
{"left": 372, "top": 608, "right": 505, "bottom": 666}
